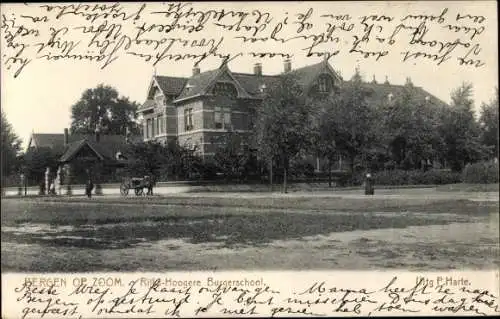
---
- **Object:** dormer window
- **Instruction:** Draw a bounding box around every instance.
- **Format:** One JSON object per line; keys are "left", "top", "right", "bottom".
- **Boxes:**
{"left": 318, "top": 75, "right": 332, "bottom": 93}
{"left": 259, "top": 83, "right": 267, "bottom": 93}
{"left": 212, "top": 82, "right": 237, "bottom": 97}
{"left": 387, "top": 93, "right": 394, "bottom": 102}
{"left": 184, "top": 84, "right": 194, "bottom": 94}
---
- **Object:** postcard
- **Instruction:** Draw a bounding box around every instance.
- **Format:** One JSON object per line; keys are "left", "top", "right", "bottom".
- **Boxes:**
{"left": 1, "top": 1, "right": 498, "bottom": 317}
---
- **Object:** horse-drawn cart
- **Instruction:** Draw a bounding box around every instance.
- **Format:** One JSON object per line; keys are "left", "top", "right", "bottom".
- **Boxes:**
{"left": 120, "top": 176, "right": 154, "bottom": 196}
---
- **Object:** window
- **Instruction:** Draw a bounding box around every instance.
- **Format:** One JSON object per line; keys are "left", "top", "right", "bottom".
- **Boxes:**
{"left": 184, "top": 108, "right": 193, "bottom": 131}
{"left": 214, "top": 107, "right": 231, "bottom": 129}
{"left": 318, "top": 75, "right": 331, "bottom": 93}
{"left": 146, "top": 118, "right": 153, "bottom": 139}
{"left": 160, "top": 115, "right": 165, "bottom": 134}
{"left": 156, "top": 116, "right": 161, "bottom": 135}
{"left": 212, "top": 82, "right": 237, "bottom": 97}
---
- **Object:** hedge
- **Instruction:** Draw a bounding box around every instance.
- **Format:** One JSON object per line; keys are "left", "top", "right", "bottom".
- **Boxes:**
{"left": 349, "top": 169, "right": 463, "bottom": 186}
{"left": 462, "top": 160, "right": 499, "bottom": 184}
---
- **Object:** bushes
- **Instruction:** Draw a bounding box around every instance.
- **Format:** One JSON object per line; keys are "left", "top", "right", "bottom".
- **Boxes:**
{"left": 349, "top": 169, "right": 463, "bottom": 186}
{"left": 463, "top": 160, "right": 499, "bottom": 184}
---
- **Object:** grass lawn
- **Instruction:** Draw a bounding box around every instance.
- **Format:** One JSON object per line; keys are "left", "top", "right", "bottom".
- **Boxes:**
{"left": 436, "top": 183, "right": 499, "bottom": 192}
{"left": 1, "top": 195, "right": 498, "bottom": 272}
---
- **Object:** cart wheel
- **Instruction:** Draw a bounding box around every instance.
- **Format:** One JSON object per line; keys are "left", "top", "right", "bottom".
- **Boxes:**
{"left": 135, "top": 188, "right": 143, "bottom": 196}
{"left": 120, "top": 184, "right": 129, "bottom": 196}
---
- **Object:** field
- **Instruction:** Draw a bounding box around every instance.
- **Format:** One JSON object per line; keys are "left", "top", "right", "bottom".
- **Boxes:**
{"left": 1, "top": 188, "right": 499, "bottom": 272}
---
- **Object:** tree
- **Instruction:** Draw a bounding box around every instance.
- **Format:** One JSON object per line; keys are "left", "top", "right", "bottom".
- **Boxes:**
{"left": 440, "top": 83, "right": 484, "bottom": 171}
{"left": 213, "top": 132, "right": 251, "bottom": 181}
{"left": 1, "top": 111, "right": 22, "bottom": 187}
{"left": 382, "top": 78, "right": 443, "bottom": 170}
{"left": 124, "top": 141, "right": 169, "bottom": 178}
{"left": 256, "top": 73, "right": 311, "bottom": 193}
{"left": 479, "top": 88, "right": 499, "bottom": 159}
{"left": 329, "top": 68, "right": 379, "bottom": 172}
{"left": 22, "top": 147, "right": 60, "bottom": 185}
{"left": 311, "top": 99, "right": 338, "bottom": 186}
{"left": 70, "top": 84, "right": 140, "bottom": 135}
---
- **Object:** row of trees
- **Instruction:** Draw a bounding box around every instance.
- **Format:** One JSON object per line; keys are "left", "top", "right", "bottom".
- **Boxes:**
{"left": 1, "top": 72, "right": 498, "bottom": 191}
{"left": 254, "top": 69, "right": 498, "bottom": 191}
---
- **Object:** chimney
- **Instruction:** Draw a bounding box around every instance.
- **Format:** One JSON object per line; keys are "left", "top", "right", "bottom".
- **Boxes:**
{"left": 371, "top": 75, "right": 377, "bottom": 84}
{"left": 284, "top": 59, "right": 292, "bottom": 73}
{"left": 384, "top": 76, "right": 389, "bottom": 85}
{"left": 64, "top": 128, "right": 69, "bottom": 146}
{"left": 192, "top": 64, "right": 200, "bottom": 76}
{"left": 253, "top": 63, "right": 262, "bottom": 76}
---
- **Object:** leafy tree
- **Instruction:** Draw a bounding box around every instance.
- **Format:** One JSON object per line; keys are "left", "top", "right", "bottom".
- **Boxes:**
{"left": 329, "top": 68, "right": 379, "bottom": 172}
{"left": 123, "top": 140, "right": 203, "bottom": 181}
{"left": 22, "top": 147, "right": 60, "bottom": 185}
{"left": 213, "top": 132, "right": 251, "bottom": 181}
{"left": 440, "top": 83, "right": 484, "bottom": 171}
{"left": 1, "top": 111, "right": 22, "bottom": 187}
{"left": 382, "top": 78, "right": 443, "bottom": 170}
{"left": 1, "top": 110, "right": 21, "bottom": 185}
{"left": 256, "top": 73, "right": 311, "bottom": 193}
{"left": 479, "top": 88, "right": 499, "bottom": 159}
{"left": 311, "top": 99, "right": 338, "bottom": 186}
{"left": 124, "top": 141, "right": 169, "bottom": 178}
{"left": 70, "top": 84, "right": 140, "bottom": 135}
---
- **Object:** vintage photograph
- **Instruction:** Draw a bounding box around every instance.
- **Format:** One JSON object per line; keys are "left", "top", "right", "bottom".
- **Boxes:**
{"left": 1, "top": 1, "right": 498, "bottom": 276}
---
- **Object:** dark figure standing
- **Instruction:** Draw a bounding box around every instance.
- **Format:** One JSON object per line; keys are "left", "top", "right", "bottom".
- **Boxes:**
{"left": 85, "top": 178, "right": 94, "bottom": 198}
{"left": 145, "top": 175, "right": 154, "bottom": 196}
{"left": 365, "top": 173, "right": 374, "bottom": 195}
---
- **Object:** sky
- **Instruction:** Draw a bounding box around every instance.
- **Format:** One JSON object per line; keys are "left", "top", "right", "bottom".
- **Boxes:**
{"left": 1, "top": 1, "right": 498, "bottom": 149}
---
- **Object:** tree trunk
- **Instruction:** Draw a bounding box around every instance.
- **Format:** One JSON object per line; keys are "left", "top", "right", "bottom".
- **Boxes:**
{"left": 328, "top": 159, "right": 332, "bottom": 187}
{"left": 283, "top": 157, "right": 288, "bottom": 194}
{"left": 283, "top": 165, "right": 288, "bottom": 193}
{"left": 269, "top": 158, "right": 273, "bottom": 192}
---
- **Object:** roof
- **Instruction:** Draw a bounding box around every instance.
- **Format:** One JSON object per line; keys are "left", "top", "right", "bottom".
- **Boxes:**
{"left": 58, "top": 134, "right": 141, "bottom": 163}
{"left": 29, "top": 133, "right": 86, "bottom": 152}
{"left": 175, "top": 69, "right": 220, "bottom": 101}
{"left": 347, "top": 81, "right": 447, "bottom": 107}
{"left": 154, "top": 75, "right": 187, "bottom": 95}
{"left": 139, "top": 99, "right": 156, "bottom": 111}
{"left": 28, "top": 132, "right": 141, "bottom": 162}
{"left": 233, "top": 73, "right": 280, "bottom": 96}
{"left": 142, "top": 60, "right": 444, "bottom": 108}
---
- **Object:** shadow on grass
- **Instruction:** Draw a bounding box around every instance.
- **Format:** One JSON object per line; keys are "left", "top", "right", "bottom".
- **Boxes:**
{"left": 2, "top": 213, "right": 461, "bottom": 250}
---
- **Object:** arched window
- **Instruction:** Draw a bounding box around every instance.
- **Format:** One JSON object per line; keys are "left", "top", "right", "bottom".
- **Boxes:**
{"left": 212, "top": 82, "right": 238, "bottom": 97}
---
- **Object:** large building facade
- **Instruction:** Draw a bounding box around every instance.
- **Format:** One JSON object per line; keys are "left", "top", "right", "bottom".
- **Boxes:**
{"left": 137, "top": 60, "right": 442, "bottom": 168}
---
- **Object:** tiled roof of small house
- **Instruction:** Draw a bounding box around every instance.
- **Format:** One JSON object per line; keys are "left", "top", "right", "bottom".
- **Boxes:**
{"left": 29, "top": 133, "right": 86, "bottom": 152}
{"left": 58, "top": 134, "right": 142, "bottom": 163}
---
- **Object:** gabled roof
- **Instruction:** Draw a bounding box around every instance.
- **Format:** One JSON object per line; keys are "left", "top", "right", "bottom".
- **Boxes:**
{"left": 175, "top": 69, "right": 219, "bottom": 101}
{"left": 59, "top": 139, "right": 102, "bottom": 163}
{"left": 58, "top": 134, "right": 141, "bottom": 163}
{"left": 154, "top": 75, "right": 187, "bottom": 96}
{"left": 174, "top": 65, "right": 254, "bottom": 102}
{"left": 141, "top": 60, "right": 444, "bottom": 109}
{"left": 289, "top": 60, "right": 342, "bottom": 89}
